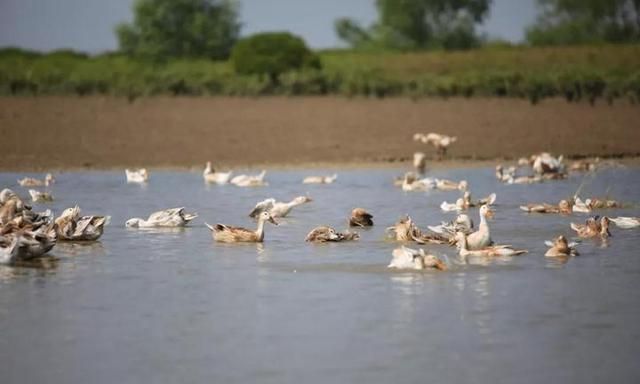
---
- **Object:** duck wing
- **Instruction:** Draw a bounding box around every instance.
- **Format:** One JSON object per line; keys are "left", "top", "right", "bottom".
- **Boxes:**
{"left": 249, "top": 199, "right": 276, "bottom": 218}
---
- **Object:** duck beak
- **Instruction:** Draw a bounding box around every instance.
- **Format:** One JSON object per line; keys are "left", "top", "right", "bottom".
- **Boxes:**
{"left": 434, "top": 259, "right": 447, "bottom": 271}
{"left": 268, "top": 217, "right": 278, "bottom": 226}
{"left": 485, "top": 209, "right": 495, "bottom": 219}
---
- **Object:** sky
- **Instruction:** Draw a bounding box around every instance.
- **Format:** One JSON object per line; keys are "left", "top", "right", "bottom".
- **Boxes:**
{"left": 0, "top": 0, "right": 538, "bottom": 53}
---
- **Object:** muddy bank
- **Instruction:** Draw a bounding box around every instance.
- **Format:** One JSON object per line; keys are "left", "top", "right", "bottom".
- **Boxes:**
{"left": 1, "top": 96, "right": 638, "bottom": 170}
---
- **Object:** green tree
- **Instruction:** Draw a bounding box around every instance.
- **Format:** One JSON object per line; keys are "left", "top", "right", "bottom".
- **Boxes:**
{"left": 335, "top": 0, "right": 491, "bottom": 50}
{"left": 115, "top": 0, "right": 240, "bottom": 60}
{"left": 526, "top": 0, "right": 640, "bottom": 45}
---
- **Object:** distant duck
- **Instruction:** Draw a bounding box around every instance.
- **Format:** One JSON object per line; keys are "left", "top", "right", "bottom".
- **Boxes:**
{"left": 125, "top": 168, "right": 149, "bottom": 183}
{"left": 570, "top": 216, "right": 611, "bottom": 239}
{"left": 544, "top": 235, "right": 579, "bottom": 257}
{"left": 464, "top": 204, "right": 494, "bottom": 250}
{"left": 427, "top": 213, "right": 474, "bottom": 238}
{"left": 349, "top": 208, "right": 373, "bottom": 227}
{"left": 435, "top": 179, "right": 468, "bottom": 191}
{"left": 413, "top": 132, "right": 457, "bottom": 157}
{"left": 495, "top": 165, "right": 516, "bottom": 182}
{"left": 206, "top": 211, "right": 277, "bottom": 243}
{"left": 462, "top": 191, "right": 496, "bottom": 208}
{"left": 303, "top": 174, "right": 337, "bottom": 184}
{"left": 569, "top": 158, "right": 598, "bottom": 172}
{"left": 305, "top": 226, "right": 359, "bottom": 242}
{"left": 401, "top": 172, "right": 435, "bottom": 192}
{"left": 203, "top": 162, "right": 232, "bottom": 184}
{"left": 386, "top": 216, "right": 449, "bottom": 245}
{"left": 531, "top": 152, "right": 564, "bottom": 175}
{"left": 454, "top": 231, "right": 527, "bottom": 262}
{"left": 413, "top": 152, "right": 427, "bottom": 174}
{"left": 230, "top": 170, "right": 267, "bottom": 187}
{"left": 126, "top": 207, "right": 198, "bottom": 228}
{"left": 440, "top": 198, "right": 465, "bottom": 212}
{"left": 249, "top": 196, "right": 312, "bottom": 218}
{"left": 388, "top": 246, "right": 447, "bottom": 271}
{"left": 520, "top": 199, "right": 572, "bottom": 214}
{"left": 572, "top": 197, "right": 592, "bottom": 213}
{"left": 28, "top": 189, "right": 53, "bottom": 203}
{"left": 609, "top": 217, "right": 640, "bottom": 229}
{"left": 506, "top": 174, "right": 543, "bottom": 185}
{"left": 55, "top": 206, "right": 110, "bottom": 241}
{"left": 17, "top": 173, "right": 54, "bottom": 187}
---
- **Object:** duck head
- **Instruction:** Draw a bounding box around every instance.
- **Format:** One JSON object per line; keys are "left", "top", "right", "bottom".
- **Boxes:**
{"left": 258, "top": 211, "right": 278, "bottom": 226}
{"left": 419, "top": 250, "right": 447, "bottom": 271}
{"left": 125, "top": 218, "right": 142, "bottom": 228}
{"left": 480, "top": 204, "right": 495, "bottom": 219}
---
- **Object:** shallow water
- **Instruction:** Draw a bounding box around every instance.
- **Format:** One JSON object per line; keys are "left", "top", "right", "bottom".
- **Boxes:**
{"left": 1, "top": 166, "right": 640, "bottom": 384}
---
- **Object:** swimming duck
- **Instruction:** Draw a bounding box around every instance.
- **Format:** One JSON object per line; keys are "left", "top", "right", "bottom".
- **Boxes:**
{"left": 427, "top": 214, "right": 474, "bottom": 238}
{"left": 462, "top": 191, "right": 496, "bottom": 207}
{"left": 126, "top": 207, "right": 198, "bottom": 228}
{"left": 544, "top": 235, "right": 579, "bottom": 257}
{"left": 435, "top": 179, "right": 468, "bottom": 191}
{"left": 206, "top": 211, "right": 277, "bottom": 243}
{"left": 14, "top": 225, "right": 57, "bottom": 261}
{"left": 401, "top": 172, "right": 435, "bottom": 191}
{"left": 302, "top": 174, "right": 338, "bottom": 184}
{"left": 495, "top": 165, "right": 516, "bottom": 182}
{"left": 17, "top": 173, "right": 54, "bottom": 187}
{"left": 464, "top": 204, "right": 494, "bottom": 250}
{"left": 454, "top": 232, "right": 527, "bottom": 262}
{"left": 203, "top": 162, "right": 233, "bottom": 184}
{"left": 305, "top": 226, "right": 359, "bottom": 242}
{"left": 585, "top": 197, "right": 621, "bottom": 209}
{"left": 230, "top": 170, "right": 267, "bottom": 187}
{"left": 0, "top": 235, "right": 20, "bottom": 264}
{"left": 249, "top": 196, "right": 312, "bottom": 218}
{"left": 55, "top": 206, "right": 110, "bottom": 241}
{"left": 388, "top": 246, "right": 447, "bottom": 271}
{"left": 520, "top": 199, "right": 572, "bottom": 214}
{"left": 386, "top": 216, "right": 449, "bottom": 245}
{"left": 569, "top": 159, "right": 598, "bottom": 172}
{"left": 125, "top": 168, "right": 149, "bottom": 183}
{"left": 28, "top": 189, "right": 53, "bottom": 203}
{"left": 413, "top": 152, "right": 427, "bottom": 175}
{"left": 609, "top": 217, "right": 640, "bottom": 229}
{"left": 440, "top": 198, "right": 465, "bottom": 212}
{"left": 413, "top": 132, "right": 457, "bottom": 157}
{"left": 349, "top": 208, "right": 373, "bottom": 227}
{"left": 506, "top": 174, "right": 543, "bottom": 184}
{"left": 531, "top": 153, "right": 564, "bottom": 175}
{"left": 570, "top": 216, "right": 611, "bottom": 239}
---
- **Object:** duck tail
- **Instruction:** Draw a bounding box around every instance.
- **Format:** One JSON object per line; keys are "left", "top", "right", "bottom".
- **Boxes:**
{"left": 204, "top": 222, "right": 215, "bottom": 231}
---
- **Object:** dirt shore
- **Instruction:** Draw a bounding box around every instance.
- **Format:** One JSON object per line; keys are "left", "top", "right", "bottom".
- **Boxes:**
{"left": 1, "top": 96, "right": 638, "bottom": 170}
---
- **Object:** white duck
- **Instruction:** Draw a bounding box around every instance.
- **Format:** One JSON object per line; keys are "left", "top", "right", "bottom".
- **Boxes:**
{"left": 230, "top": 170, "right": 267, "bottom": 187}
{"left": 203, "top": 162, "right": 233, "bottom": 184}
{"left": 454, "top": 232, "right": 527, "bottom": 262}
{"left": 428, "top": 213, "right": 474, "bottom": 236}
{"left": 55, "top": 206, "right": 110, "bottom": 241}
{"left": 464, "top": 204, "right": 494, "bottom": 250}
{"left": 249, "top": 196, "right": 312, "bottom": 218}
{"left": 440, "top": 198, "right": 465, "bottom": 212}
{"left": 609, "top": 217, "right": 640, "bottom": 229}
{"left": 413, "top": 152, "right": 427, "bottom": 174}
{"left": 532, "top": 153, "right": 564, "bottom": 175}
{"left": 388, "top": 246, "right": 447, "bottom": 271}
{"left": 572, "top": 196, "right": 592, "bottom": 213}
{"left": 17, "top": 173, "right": 55, "bottom": 187}
{"left": 303, "top": 174, "right": 338, "bottom": 184}
{"left": 28, "top": 189, "right": 53, "bottom": 203}
{"left": 125, "top": 168, "right": 149, "bottom": 183}
{"left": 435, "top": 179, "right": 467, "bottom": 191}
{"left": 402, "top": 172, "right": 435, "bottom": 192}
{"left": 126, "top": 207, "right": 198, "bottom": 228}
{"left": 413, "top": 133, "right": 457, "bottom": 157}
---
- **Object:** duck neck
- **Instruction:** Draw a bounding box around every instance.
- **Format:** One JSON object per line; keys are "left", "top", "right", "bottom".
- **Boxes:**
{"left": 255, "top": 219, "right": 266, "bottom": 241}
{"left": 479, "top": 212, "right": 489, "bottom": 233}
{"left": 204, "top": 163, "right": 212, "bottom": 176}
{"left": 287, "top": 199, "right": 304, "bottom": 209}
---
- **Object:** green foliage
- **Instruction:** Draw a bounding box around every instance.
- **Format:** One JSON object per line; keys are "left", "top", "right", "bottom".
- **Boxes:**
{"left": 115, "top": 0, "right": 240, "bottom": 60}
{"left": 526, "top": 0, "right": 640, "bottom": 45}
{"left": 336, "top": 0, "right": 491, "bottom": 50}
{"left": 230, "top": 32, "right": 321, "bottom": 79}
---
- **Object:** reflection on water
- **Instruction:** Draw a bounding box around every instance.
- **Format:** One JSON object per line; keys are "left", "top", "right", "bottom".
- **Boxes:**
{"left": 0, "top": 166, "right": 639, "bottom": 384}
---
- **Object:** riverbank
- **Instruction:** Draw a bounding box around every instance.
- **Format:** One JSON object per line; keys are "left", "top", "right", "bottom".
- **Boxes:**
{"left": 1, "top": 96, "right": 638, "bottom": 171}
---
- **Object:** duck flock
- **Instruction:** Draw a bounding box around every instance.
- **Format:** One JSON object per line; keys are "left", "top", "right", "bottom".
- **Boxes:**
{"left": 1, "top": 132, "right": 638, "bottom": 269}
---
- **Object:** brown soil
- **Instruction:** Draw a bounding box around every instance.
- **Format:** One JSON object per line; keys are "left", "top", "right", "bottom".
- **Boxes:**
{"left": 1, "top": 96, "right": 638, "bottom": 170}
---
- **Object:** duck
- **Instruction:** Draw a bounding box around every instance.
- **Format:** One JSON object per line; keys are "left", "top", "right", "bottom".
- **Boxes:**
{"left": 304, "top": 226, "right": 359, "bottom": 242}
{"left": 126, "top": 207, "right": 198, "bottom": 228}
{"left": 249, "top": 196, "right": 312, "bottom": 218}
{"left": 454, "top": 232, "right": 527, "bottom": 262}
{"left": 531, "top": 153, "right": 564, "bottom": 175}
{"left": 54, "top": 206, "right": 110, "bottom": 241}
{"left": 0, "top": 235, "right": 21, "bottom": 264}
{"left": 17, "top": 173, "right": 55, "bottom": 187}
{"left": 609, "top": 217, "right": 640, "bottom": 229}
{"left": 349, "top": 208, "right": 373, "bottom": 227}
{"left": 413, "top": 132, "right": 457, "bottom": 157}
{"left": 440, "top": 198, "right": 465, "bottom": 212}
{"left": 28, "top": 189, "right": 53, "bottom": 203}
{"left": 386, "top": 216, "right": 449, "bottom": 245}
{"left": 427, "top": 213, "right": 474, "bottom": 237}
{"left": 520, "top": 199, "right": 572, "bottom": 214}
{"left": 303, "top": 174, "right": 338, "bottom": 184}
{"left": 230, "top": 170, "right": 267, "bottom": 187}
{"left": 125, "top": 168, "right": 149, "bottom": 183}
{"left": 570, "top": 216, "right": 611, "bottom": 239}
{"left": 544, "top": 235, "right": 579, "bottom": 257}
{"left": 206, "top": 211, "right": 277, "bottom": 243}
{"left": 506, "top": 174, "right": 543, "bottom": 184}
{"left": 569, "top": 158, "right": 598, "bottom": 172}
{"left": 495, "top": 165, "right": 516, "bottom": 182}
{"left": 203, "top": 162, "right": 233, "bottom": 184}
{"left": 388, "top": 246, "right": 447, "bottom": 271}
{"left": 413, "top": 152, "right": 427, "bottom": 175}
{"left": 464, "top": 204, "right": 494, "bottom": 250}
{"left": 462, "top": 191, "right": 496, "bottom": 207}
{"left": 401, "top": 172, "right": 435, "bottom": 191}
{"left": 435, "top": 179, "right": 468, "bottom": 191}
{"left": 585, "top": 197, "right": 621, "bottom": 209}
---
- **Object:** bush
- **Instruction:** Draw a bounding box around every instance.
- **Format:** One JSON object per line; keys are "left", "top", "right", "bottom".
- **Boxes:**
{"left": 230, "top": 32, "right": 321, "bottom": 80}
